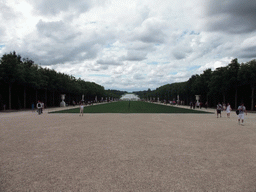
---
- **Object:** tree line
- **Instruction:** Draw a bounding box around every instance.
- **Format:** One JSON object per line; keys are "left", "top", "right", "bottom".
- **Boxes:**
{"left": 134, "top": 58, "right": 256, "bottom": 111}
{"left": 0, "top": 52, "right": 124, "bottom": 110}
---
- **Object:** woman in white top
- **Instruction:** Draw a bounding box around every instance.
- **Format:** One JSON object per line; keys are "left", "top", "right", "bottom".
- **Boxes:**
{"left": 226, "top": 103, "right": 232, "bottom": 118}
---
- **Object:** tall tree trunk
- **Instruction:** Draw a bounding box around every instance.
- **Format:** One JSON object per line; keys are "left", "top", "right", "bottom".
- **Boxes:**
{"left": 45, "top": 89, "right": 47, "bottom": 108}
{"left": 235, "top": 89, "right": 237, "bottom": 109}
{"left": 52, "top": 91, "right": 54, "bottom": 107}
{"left": 251, "top": 87, "right": 254, "bottom": 111}
{"left": 69, "top": 93, "right": 71, "bottom": 105}
{"left": 9, "top": 84, "right": 11, "bottom": 110}
{"left": 24, "top": 87, "right": 26, "bottom": 109}
{"left": 35, "top": 90, "right": 37, "bottom": 103}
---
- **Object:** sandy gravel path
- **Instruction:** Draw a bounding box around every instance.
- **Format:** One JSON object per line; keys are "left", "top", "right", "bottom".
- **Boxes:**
{"left": 1, "top": 106, "right": 256, "bottom": 191}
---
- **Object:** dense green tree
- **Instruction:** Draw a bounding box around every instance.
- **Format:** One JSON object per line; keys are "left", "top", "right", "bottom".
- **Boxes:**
{"left": 208, "top": 66, "right": 230, "bottom": 105}
{"left": 226, "top": 58, "right": 240, "bottom": 108}
{"left": 191, "top": 69, "right": 212, "bottom": 103}
{"left": 0, "top": 52, "right": 113, "bottom": 109}
{"left": 1, "top": 51, "right": 255, "bottom": 111}
{"left": 239, "top": 60, "right": 256, "bottom": 110}
{"left": 0, "top": 52, "right": 23, "bottom": 109}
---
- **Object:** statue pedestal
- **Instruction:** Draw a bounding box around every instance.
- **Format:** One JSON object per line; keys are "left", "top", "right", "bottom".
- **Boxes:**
{"left": 60, "top": 101, "right": 66, "bottom": 107}
{"left": 60, "top": 94, "right": 66, "bottom": 107}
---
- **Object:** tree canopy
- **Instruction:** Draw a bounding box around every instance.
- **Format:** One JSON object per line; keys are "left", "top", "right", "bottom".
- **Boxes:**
{"left": 0, "top": 52, "right": 122, "bottom": 110}
{"left": 135, "top": 58, "right": 256, "bottom": 110}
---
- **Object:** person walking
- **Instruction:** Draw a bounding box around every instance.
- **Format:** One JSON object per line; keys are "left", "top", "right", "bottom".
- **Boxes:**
{"left": 226, "top": 103, "right": 232, "bottom": 118}
{"left": 79, "top": 102, "right": 84, "bottom": 116}
{"left": 36, "top": 101, "right": 42, "bottom": 115}
{"left": 237, "top": 103, "right": 247, "bottom": 125}
{"left": 216, "top": 102, "right": 222, "bottom": 118}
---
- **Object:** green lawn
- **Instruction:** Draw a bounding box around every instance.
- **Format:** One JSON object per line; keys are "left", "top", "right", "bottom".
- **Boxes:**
{"left": 50, "top": 101, "right": 212, "bottom": 114}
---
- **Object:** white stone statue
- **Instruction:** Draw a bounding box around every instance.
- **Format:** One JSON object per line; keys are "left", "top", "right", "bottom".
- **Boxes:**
{"left": 60, "top": 94, "right": 66, "bottom": 107}
{"left": 195, "top": 95, "right": 200, "bottom": 103}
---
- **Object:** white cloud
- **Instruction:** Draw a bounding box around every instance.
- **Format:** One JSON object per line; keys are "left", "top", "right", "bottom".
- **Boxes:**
{"left": 0, "top": 0, "right": 256, "bottom": 92}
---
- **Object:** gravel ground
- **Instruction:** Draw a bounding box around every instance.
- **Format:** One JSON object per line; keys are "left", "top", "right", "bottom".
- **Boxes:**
{"left": 1, "top": 106, "right": 256, "bottom": 191}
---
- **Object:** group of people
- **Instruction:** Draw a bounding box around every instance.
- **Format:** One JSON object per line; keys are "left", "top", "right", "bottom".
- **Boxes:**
{"left": 190, "top": 101, "right": 208, "bottom": 109}
{"left": 216, "top": 102, "right": 247, "bottom": 125}
{"left": 36, "top": 101, "right": 44, "bottom": 115}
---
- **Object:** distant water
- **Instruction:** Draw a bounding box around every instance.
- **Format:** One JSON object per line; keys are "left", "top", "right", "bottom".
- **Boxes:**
{"left": 120, "top": 94, "right": 140, "bottom": 101}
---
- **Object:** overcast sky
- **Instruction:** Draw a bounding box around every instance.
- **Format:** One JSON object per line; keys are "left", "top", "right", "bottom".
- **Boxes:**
{"left": 1, "top": 0, "right": 256, "bottom": 91}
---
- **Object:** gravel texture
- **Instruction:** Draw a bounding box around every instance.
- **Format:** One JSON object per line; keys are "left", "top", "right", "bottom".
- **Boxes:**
{"left": 1, "top": 105, "right": 256, "bottom": 191}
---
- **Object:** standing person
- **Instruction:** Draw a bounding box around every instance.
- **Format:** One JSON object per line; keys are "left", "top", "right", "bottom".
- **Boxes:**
{"left": 196, "top": 101, "right": 200, "bottom": 108}
{"left": 216, "top": 102, "right": 222, "bottom": 118}
{"left": 36, "top": 101, "right": 42, "bottom": 115}
{"left": 237, "top": 103, "right": 247, "bottom": 125}
{"left": 79, "top": 102, "right": 84, "bottom": 116}
{"left": 32, "top": 103, "right": 35, "bottom": 112}
{"left": 226, "top": 103, "right": 232, "bottom": 118}
{"left": 222, "top": 103, "right": 226, "bottom": 111}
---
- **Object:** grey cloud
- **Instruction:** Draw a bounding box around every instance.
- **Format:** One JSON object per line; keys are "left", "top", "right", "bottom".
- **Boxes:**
{"left": 172, "top": 43, "right": 193, "bottom": 60}
{"left": 28, "top": 0, "right": 94, "bottom": 16}
{"left": 0, "top": 26, "right": 6, "bottom": 37}
{"left": 202, "top": 0, "right": 256, "bottom": 33}
{"left": 100, "top": 65, "right": 109, "bottom": 70}
{"left": 133, "top": 73, "right": 145, "bottom": 80}
{"left": 17, "top": 37, "right": 100, "bottom": 65}
{"left": 138, "top": 31, "right": 165, "bottom": 43}
{"left": 97, "top": 59, "right": 123, "bottom": 66}
{"left": 127, "top": 41, "right": 156, "bottom": 52}
{"left": 131, "top": 18, "right": 167, "bottom": 43}
{"left": 13, "top": 19, "right": 117, "bottom": 65}
{"left": 0, "top": 2, "right": 18, "bottom": 20}
{"left": 236, "top": 46, "right": 256, "bottom": 59}
{"left": 172, "top": 51, "right": 186, "bottom": 60}
{"left": 120, "top": 50, "right": 147, "bottom": 61}
{"left": 36, "top": 20, "right": 80, "bottom": 41}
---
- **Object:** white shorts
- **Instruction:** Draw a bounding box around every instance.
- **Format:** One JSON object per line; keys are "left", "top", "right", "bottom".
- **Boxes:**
{"left": 226, "top": 110, "right": 230, "bottom": 113}
{"left": 238, "top": 114, "right": 244, "bottom": 120}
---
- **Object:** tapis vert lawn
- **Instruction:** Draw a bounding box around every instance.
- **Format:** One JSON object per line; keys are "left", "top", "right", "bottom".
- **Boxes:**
{"left": 50, "top": 101, "right": 212, "bottom": 114}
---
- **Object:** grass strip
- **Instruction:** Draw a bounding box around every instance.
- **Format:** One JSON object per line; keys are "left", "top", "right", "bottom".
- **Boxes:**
{"left": 50, "top": 101, "right": 212, "bottom": 114}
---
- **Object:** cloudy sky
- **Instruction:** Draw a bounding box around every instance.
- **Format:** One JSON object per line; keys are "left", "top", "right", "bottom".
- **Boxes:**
{"left": 1, "top": 0, "right": 256, "bottom": 91}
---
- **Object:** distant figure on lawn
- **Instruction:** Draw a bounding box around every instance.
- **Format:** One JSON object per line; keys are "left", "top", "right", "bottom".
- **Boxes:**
{"left": 226, "top": 103, "right": 232, "bottom": 118}
{"left": 216, "top": 102, "right": 222, "bottom": 118}
{"left": 237, "top": 103, "right": 247, "bottom": 125}
{"left": 79, "top": 102, "right": 84, "bottom": 116}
